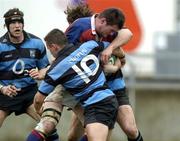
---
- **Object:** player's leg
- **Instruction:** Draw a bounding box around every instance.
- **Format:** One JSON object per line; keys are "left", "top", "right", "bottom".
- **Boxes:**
{"left": 115, "top": 88, "right": 143, "bottom": 141}
{"left": 27, "top": 85, "right": 63, "bottom": 141}
{"left": 68, "top": 103, "right": 86, "bottom": 141}
{"left": 86, "top": 123, "right": 108, "bottom": 141}
{"left": 106, "top": 129, "right": 113, "bottom": 141}
{"left": 26, "top": 104, "right": 41, "bottom": 122}
{"left": 67, "top": 112, "right": 84, "bottom": 141}
{"left": 0, "top": 110, "right": 9, "bottom": 127}
{"left": 27, "top": 101, "right": 63, "bottom": 141}
{"left": 84, "top": 96, "right": 118, "bottom": 141}
{"left": 117, "top": 105, "right": 138, "bottom": 137}
{"left": 61, "top": 91, "right": 85, "bottom": 141}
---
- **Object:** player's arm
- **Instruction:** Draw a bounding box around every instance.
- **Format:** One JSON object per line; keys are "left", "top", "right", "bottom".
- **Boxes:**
{"left": 100, "top": 28, "right": 132, "bottom": 64}
{"left": 33, "top": 63, "right": 62, "bottom": 114}
{"left": 112, "top": 47, "right": 126, "bottom": 67}
{"left": 28, "top": 66, "right": 50, "bottom": 80}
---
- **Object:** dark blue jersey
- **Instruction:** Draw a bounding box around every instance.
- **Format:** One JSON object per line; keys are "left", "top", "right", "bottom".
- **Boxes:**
{"left": 65, "top": 17, "right": 91, "bottom": 44}
{"left": 0, "top": 31, "right": 49, "bottom": 89}
{"left": 39, "top": 41, "right": 114, "bottom": 107}
{"left": 65, "top": 15, "right": 126, "bottom": 92}
{"left": 65, "top": 16, "right": 116, "bottom": 45}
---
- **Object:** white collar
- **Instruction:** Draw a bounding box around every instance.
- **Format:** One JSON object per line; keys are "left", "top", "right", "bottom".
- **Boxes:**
{"left": 91, "top": 14, "right": 97, "bottom": 35}
{"left": 91, "top": 14, "right": 102, "bottom": 41}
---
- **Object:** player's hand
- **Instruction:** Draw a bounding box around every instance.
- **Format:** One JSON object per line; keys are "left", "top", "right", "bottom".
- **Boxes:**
{"left": 28, "top": 68, "right": 40, "bottom": 80}
{"left": 100, "top": 47, "right": 113, "bottom": 65}
{"left": 1, "top": 85, "right": 21, "bottom": 97}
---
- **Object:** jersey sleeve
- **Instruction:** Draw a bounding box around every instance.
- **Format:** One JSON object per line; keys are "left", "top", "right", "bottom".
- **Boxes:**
{"left": 38, "top": 61, "right": 63, "bottom": 96}
{"left": 38, "top": 80, "right": 56, "bottom": 96}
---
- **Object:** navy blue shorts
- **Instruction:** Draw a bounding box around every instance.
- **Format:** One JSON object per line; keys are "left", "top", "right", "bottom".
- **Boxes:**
{"left": 84, "top": 96, "right": 118, "bottom": 129}
{"left": 0, "top": 84, "right": 38, "bottom": 115}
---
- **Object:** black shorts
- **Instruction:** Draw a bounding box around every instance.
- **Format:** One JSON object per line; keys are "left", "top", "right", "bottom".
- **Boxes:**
{"left": 114, "top": 87, "right": 130, "bottom": 106}
{"left": 84, "top": 96, "right": 118, "bottom": 129}
{"left": 0, "top": 84, "right": 38, "bottom": 115}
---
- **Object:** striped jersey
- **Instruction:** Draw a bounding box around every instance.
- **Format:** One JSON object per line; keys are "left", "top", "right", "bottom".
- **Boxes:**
{"left": 38, "top": 41, "right": 114, "bottom": 107}
{"left": 0, "top": 31, "right": 49, "bottom": 89}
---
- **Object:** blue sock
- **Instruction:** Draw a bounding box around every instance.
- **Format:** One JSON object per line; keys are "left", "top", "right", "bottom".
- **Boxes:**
{"left": 46, "top": 129, "right": 60, "bottom": 141}
{"left": 79, "top": 134, "right": 88, "bottom": 141}
{"left": 26, "top": 130, "right": 44, "bottom": 141}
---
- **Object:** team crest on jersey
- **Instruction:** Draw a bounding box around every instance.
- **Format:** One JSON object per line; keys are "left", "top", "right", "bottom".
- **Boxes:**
{"left": 30, "top": 49, "right": 36, "bottom": 58}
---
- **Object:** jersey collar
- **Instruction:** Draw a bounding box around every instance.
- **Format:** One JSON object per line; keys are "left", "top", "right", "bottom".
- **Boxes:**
{"left": 91, "top": 14, "right": 97, "bottom": 36}
{"left": 91, "top": 14, "right": 102, "bottom": 41}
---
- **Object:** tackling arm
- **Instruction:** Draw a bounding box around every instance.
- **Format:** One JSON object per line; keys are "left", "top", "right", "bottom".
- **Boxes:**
{"left": 100, "top": 28, "right": 133, "bottom": 64}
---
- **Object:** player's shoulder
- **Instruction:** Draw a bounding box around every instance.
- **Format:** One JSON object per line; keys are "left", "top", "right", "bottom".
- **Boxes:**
{"left": 25, "top": 31, "right": 42, "bottom": 41}
{"left": 72, "top": 17, "right": 91, "bottom": 28}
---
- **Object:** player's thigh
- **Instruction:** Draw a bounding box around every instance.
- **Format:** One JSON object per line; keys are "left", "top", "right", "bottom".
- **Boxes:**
{"left": 117, "top": 105, "right": 137, "bottom": 130}
{"left": 26, "top": 104, "right": 40, "bottom": 122}
{"left": 86, "top": 122, "right": 108, "bottom": 141}
{"left": 0, "top": 110, "right": 9, "bottom": 127}
{"left": 72, "top": 103, "right": 84, "bottom": 124}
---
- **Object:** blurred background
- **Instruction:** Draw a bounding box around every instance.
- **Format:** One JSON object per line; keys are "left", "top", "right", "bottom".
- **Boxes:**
{"left": 0, "top": 0, "right": 180, "bottom": 141}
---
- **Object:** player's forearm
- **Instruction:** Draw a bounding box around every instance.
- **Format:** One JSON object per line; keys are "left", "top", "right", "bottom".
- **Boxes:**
{"left": 37, "top": 66, "right": 50, "bottom": 80}
{"left": 109, "top": 28, "right": 133, "bottom": 51}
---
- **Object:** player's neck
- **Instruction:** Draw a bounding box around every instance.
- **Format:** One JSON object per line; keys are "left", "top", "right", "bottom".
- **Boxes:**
{"left": 9, "top": 33, "right": 24, "bottom": 44}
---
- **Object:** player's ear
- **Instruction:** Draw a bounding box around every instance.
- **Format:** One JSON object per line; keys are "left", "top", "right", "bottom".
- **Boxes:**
{"left": 50, "top": 44, "right": 56, "bottom": 49}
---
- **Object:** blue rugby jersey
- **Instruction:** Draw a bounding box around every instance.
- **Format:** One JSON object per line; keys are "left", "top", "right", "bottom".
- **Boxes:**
{"left": 106, "top": 70, "right": 126, "bottom": 91}
{"left": 38, "top": 41, "right": 114, "bottom": 107}
{"left": 0, "top": 31, "right": 49, "bottom": 89}
{"left": 65, "top": 15, "right": 126, "bottom": 92}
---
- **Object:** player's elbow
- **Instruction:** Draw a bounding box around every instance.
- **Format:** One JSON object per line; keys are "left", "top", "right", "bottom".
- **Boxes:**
{"left": 118, "top": 28, "right": 133, "bottom": 41}
{"left": 124, "top": 28, "right": 133, "bottom": 40}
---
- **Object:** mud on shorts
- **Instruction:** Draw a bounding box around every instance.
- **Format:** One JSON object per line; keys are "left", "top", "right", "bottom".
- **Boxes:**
{"left": 84, "top": 96, "right": 118, "bottom": 129}
{"left": 114, "top": 87, "right": 131, "bottom": 106}
{"left": 0, "top": 84, "right": 38, "bottom": 115}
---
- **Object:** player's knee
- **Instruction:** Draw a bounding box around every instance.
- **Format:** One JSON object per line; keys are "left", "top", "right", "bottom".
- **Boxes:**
{"left": 123, "top": 125, "right": 138, "bottom": 138}
{"left": 35, "top": 108, "right": 61, "bottom": 136}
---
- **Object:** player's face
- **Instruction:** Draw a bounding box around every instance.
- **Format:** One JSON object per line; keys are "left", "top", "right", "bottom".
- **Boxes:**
{"left": 9, "top": 21, "right": 23, "bottom": 38}
{"left": 97, "top": 19, "right": 119, "bottom": 38}
{"left": 46, "top": 43, "right": 57, "bottom": 58}
{"left": 99, "top": 24, "right": 119, "bottom": 38}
